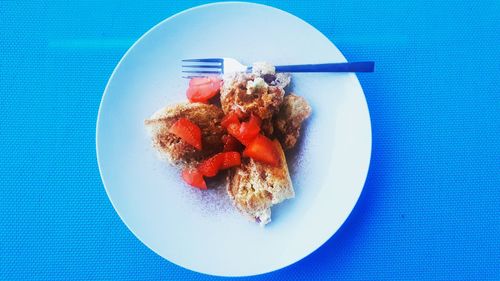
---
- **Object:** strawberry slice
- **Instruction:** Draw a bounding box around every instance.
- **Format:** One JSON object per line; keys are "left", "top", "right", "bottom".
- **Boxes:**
{"left": 249, "top": 114, "right": 262, "bottom": 127}
{"left": 227, "top": 114, "right": 261, "bottom": 146}
{"left": 220, "top": 151, "right": 241, "bottom": 169}
{"left": 169, "top": 118, "right": 202, "bottom": 150}
{"left": 243, "top": 134, "right": 279, "bottom": 166}
{"left": 198, "top": 154, "right": 223, "bottom": 177}
{"left": 226, "top": 122, "right": 244, "bottom": 145}
{"left": 238, "top": 115, "right": 260, "bottom": 144}
{"left": 222, "top": 134, "right": 242, "bottom": 152}
{"left": 181, "top": 168, "right": 207, "bottom": 190}
{"left": 189, "top": 77, "right": 211, "bottom": 87}
{"left": 210, "top": 76, "right": 223, "bottom": 91}
{"left": 197, "top": 151, "right": 241, "bottom": 177}
{"left": 186, "top": 76, "right": 222, "bottom": 103}
{"left": 221, "top": 112, "right": 240, "bottom": 128}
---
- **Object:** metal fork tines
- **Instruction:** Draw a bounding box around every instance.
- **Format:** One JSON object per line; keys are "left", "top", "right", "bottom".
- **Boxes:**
{"left": 182, "top": 58, "right": 223, "bottom": 78}
{"left": 182, "top": 58, "right": 251, "bottom": 78}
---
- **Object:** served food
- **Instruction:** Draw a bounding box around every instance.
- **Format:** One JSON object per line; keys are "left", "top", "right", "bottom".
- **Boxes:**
{"left": 144, "top": 103, "right": 224, "bottom": 165}
{"left": 228, "top": 139, "right": 293, "bottom": 225}
{"left": 145, "top": 62, "right": 311, "bottom": 225}
{"left": 274, "top": 94, "right": 312, "bottom": 150}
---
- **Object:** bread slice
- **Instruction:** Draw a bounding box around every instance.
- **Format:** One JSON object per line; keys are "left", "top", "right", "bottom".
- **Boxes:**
{"left": 144, "top": 102, "right": 224, "bottom": 166}
{"left": 273, "top": 94, "right": 312, "bottom": 150}
{"left": 227, "top": 140, "right": 294, "bottom": 225}
{"left": 220, "top": 72, "right": 285, "bottom": 120}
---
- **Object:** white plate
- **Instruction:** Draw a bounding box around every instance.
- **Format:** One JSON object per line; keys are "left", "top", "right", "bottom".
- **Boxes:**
{"left": 97, "top": 2, "right": 371, "bottom": 277}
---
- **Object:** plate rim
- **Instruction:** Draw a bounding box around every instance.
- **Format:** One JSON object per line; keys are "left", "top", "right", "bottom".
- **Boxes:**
{"left": 96, "top": 1, "right": 372, "bottom": 277}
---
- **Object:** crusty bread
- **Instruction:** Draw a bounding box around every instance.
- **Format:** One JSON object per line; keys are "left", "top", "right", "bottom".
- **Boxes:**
{"left": 144, "top": 102, "right": 224, "bottom": 166}
{"left": 220, "top": 72, "right": 284, "bottom": 120}
{"left": 227, "top": 140, "right": 294, "bottom": 225}
{"left": 273, "top": 94, "right": 312, "bottom": 150}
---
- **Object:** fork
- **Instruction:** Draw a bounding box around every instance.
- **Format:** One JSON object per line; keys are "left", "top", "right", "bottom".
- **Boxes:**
{"left": 182, "top": 58, "right": 374, "bottom": 77}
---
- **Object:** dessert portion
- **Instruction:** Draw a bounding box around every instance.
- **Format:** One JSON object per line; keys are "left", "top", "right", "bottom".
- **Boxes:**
{"left": 145, "top": 62, "right": 311, "bottom": 225}
{"left": 228, "top": 140, "right": 293, "bottom": 225}
{"left": 220, "top": 72, "right": 285, "bottom": 120}
{"left": 273, "top": 94, "right": 312, "bottom": 150}
{"left": 220, "top": 64, "right": 293, "bottom": 140}
{"left": 144, "top": 103, "right": 224, "bottom": 166}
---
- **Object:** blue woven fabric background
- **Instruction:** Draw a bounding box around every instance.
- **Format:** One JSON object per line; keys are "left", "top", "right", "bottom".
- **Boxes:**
{"left": 1, "top": 1, "right": 499, "bottom": 280}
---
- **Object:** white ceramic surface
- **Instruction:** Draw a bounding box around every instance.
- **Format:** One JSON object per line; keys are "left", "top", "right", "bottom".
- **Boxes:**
{"left": 97, "top": 2, "right": 371, "bottom": 277}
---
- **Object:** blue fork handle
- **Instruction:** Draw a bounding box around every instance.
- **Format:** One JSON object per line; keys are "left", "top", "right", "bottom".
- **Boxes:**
{"left": 274, "top": 61, "right": 375, "bottom": 72}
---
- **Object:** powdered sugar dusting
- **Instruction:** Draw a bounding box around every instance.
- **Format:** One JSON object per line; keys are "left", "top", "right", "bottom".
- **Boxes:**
{"left": 180, "top": 173, "right": 234, "bottom": 217}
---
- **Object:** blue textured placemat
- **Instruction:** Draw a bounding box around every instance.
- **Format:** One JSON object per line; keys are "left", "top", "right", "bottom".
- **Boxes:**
{"left": 1, "top": 1, "right": 499, "bottom": 280}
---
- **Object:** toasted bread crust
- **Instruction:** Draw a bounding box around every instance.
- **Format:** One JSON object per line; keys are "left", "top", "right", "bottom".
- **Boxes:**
{"left": 145, "top": 102, "right": 224, "bottom": 166}
{"left": 227, "top": 140, "right": 294, "bottom": 225}
{"left": 220, "top": 73, "right": 285, "bottom": 120}
{"left": 274, "top": 94, "right": 312, "bottom": 150}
